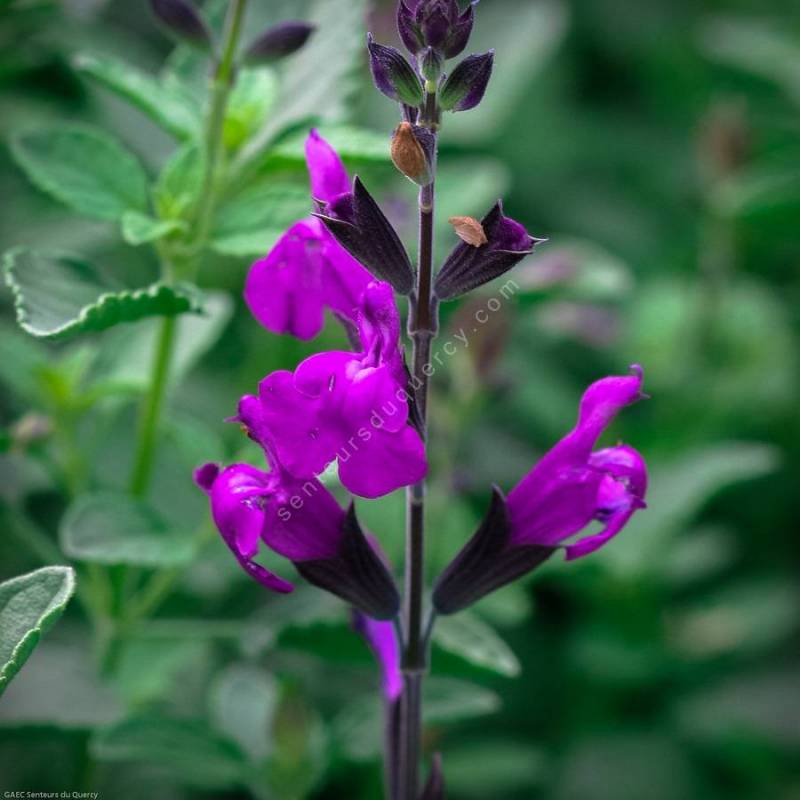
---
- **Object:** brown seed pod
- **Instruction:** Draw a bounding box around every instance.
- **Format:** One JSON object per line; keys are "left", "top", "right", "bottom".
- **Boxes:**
{"left": 448, "top": 215, "right": 488, "bottom": 247}
{"left": 390, "top": 122, "right": 431, "bottom": 185}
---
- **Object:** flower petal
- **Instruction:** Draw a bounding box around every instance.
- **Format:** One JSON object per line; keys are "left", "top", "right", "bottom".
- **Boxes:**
{"left": 338, "top": 425, "right": 427, "bottom": 498}
{"left": 354, "top": 612, "right": 403, "bottom": 700}
{"left": 194, "top": 463, "right": 294, "bottom": 593}
{"left": 306, "top": 128, "right": 351, "bottom": 203}
{"left": 262, "top": 477, "right": 344, "bottom": 561}
{"left": 245, "top": 220, "right": 326, "bottom": 340}
{"left": 258, "top": 370, "right": 344, "bottom": 478}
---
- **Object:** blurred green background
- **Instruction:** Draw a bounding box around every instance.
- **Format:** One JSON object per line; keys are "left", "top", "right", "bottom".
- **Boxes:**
{"left": 1, "top": 0, "right": 799, "bottom": 798}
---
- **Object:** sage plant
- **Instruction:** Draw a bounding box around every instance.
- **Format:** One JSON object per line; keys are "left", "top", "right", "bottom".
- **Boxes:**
{"left": 196, "top": 1, "right": 649, "bottom": 797}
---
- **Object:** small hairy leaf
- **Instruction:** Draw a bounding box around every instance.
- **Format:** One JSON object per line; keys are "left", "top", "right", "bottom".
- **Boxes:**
{"left": 0, "top": 567, "right": 76, "bottom": 697}
{"left": 3, "top": 248, "right": 203, "bottom": 340}
{"left": 211, "top": 180, "right": 310, "bottom": 257}
{"left": 74, "top": 53, "right": 200, "bottom": 140}
{"left": 60, "top": 493, "right": 196, "bottom": 567}
{"left": 10, "top": 126, "right": 149, "bottom": 220}
{"left": 121, "top": 211, "right": 186, "bottom": 245}
{"left": 155, "top": 142, "right": 207, "bottom": 221}
{"left": 433, "top": 612, "right": 522, "bottom": 677}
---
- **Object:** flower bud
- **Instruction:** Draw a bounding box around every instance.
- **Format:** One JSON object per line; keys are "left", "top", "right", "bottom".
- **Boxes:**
{"left": 439, "top": 50, "right": 494, "bottom": 112}
{"left": 367, "top": 34, "right": 424, "bottom": 106}
{"left": 243, "top": 21, "right": 315, "bottom": 65}
{"left": 391, "top": 122, "right": 434, "bottom": 186}
{"left": 419, "top": 46, "right": 443, "bottom": 82}
{"left": 149, "top": 0, "right": 212, "bottom": 49}
{"left": 397, "top": 1, "right": 475, "bottom": 60}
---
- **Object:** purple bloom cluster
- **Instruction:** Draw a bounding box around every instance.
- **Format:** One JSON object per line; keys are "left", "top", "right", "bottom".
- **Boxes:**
{"left": 197, "top": 132, "right": 426, "bottom": 596}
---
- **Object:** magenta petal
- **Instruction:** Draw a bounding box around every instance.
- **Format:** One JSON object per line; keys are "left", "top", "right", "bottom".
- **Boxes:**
{"left": 346, "top": 365, "right": 409, "bottom": 433}
{"left": 245, "top": 220, "right": 326, "bottom": 340}
{"left": 294, "top": 350, "right": 355, "bottom": 399}
{"left": 507, "top": 467, "right": 601, "bottom": 547}
{"left": 319, "top": 230, "right": 373, "bottom": 320}
{"left": 339, "top": 425, "right": 427, "bottom": 498}
{"left": 258, "top": 370, "right": 343, "bottom": 478}
{"left": 354, "top": 612, "right": 403, "bottom": 701}
{"left": 262, "top": 478, "right": 345, "bottom": 561}
{"left": 306, "top": 129, "right": 351, "bottom": 203}
{"left": 200, "top": 463, "right": 294, "bottom": 593}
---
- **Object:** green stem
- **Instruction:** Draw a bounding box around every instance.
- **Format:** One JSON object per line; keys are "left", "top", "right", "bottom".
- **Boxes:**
{"left": 188, "top": 0, "right": 248, "bottom": 272}
{"left": 128, "top": 315, "right": 177, "bottom": 497}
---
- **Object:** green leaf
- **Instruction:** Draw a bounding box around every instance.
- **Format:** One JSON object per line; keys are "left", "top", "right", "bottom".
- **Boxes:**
{"left": 211, "top": 180, "right": 310, "bottom": 257}
{"left": 711, "top": 168, "right": 800, "bottom": 219}
{"left": 91, "top": 717, "right": 248, "bottom": 789}
{"left": 91, "top": 291, "right": 233, "bottom": 391}
{"left": 60, "top": 493, "right": 196, "bottom": 567}
{"left": 433, "top": 612, "right": 522, "bottom": 678}
{"left": 224, "top": 68, "right": 280, "bottom": 152}
{"left": 155, "top": 142, "right": 207, "bottom": 221}
{"left": 0, "top": 567, "right": 76, "bottom": 697}
{"left": 3, "top": 248, "right": 203, "bottom": 340}
{"left": 236, "top": 0, "right": 368, "bottom": 168}
{"left": 10, "top": 126, "right": 149, "bottom": 220}
{"left": 270, "top": 124, "right": 391, "bottom": 164}
{"left": 74, "top": 53, "right": 200, "bottom": 140}
{"left": 121, "top": 211, "right": 186, "bottom": 246}
{"left": 211, "top": 665, "right": 278, "bottom": 763}
{"left": 0, "top": 639, "right": 124, "bottom": 729}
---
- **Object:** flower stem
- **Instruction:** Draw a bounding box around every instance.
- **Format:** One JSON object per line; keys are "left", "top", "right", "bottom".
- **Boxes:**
{"left": 189, "top": 0, "right": 247, "bottom": 271}
{"left": 399, "top": 89, "right": 440, "bottom": 800}
{"left": 128, "top": 314, "right": 177, "bottom": 497}
{"left": 128, "top": 0, "right": 248, "bottom": 498}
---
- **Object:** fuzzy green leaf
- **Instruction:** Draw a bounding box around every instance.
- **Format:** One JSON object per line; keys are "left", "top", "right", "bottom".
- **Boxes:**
{"left": 433, "top": 612, "right": 522, "bottom": 678}
{"left": 121, "top": 211, "right": 186, "bottom": 246}
{"left": 0, "top": 567, "right": 76, "bottom": 697}
{"left": 10, "top": 126, "right": 149, "bottom": 220}
{"left": 3, "top": 248, "right": 203, "bottom": 340}
{"left": 155, "top": 142, "right": 207, "bottom": 221}
{"left": 60, "top": 493, "right": 196, "bottom": 567}
{"left": 74, "top": 53, "right": 200, "bottom": 140}
{"left": 210, "top": 180, "right": 310, "bottom": 257}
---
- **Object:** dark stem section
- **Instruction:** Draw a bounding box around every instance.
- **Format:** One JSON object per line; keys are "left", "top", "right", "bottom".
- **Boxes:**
{"left": 398, "top": 88, "right": 439, "bottom": 800}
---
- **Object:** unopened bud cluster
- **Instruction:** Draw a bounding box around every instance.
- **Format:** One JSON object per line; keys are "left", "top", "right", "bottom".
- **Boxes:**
{"left": 149, "top": 0, "right": 315, "bottom": 67}
{"left": 368, "top": 0, "right": 494, "bottom": 128}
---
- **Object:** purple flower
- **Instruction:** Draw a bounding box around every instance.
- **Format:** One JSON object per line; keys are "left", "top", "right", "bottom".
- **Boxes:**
{"left": 254, "top": 281, "right": 427, "bottom": 498}
{"left": 193, "top": 452, "right": 343, "bottom": 594}
{"left": 245, "top": 130, "right": 373, "bottom": 340}
{"left": 196, "top": 397, "right": 400, "bottom": 617}
{"left": 433, "top": 367, "right": 647, "bottom": 614}
{"left": 354, "top": 612, "right": 403, "bottom": 701}
{"left": 506, "top": 368, "right": 648, "bottom": 559}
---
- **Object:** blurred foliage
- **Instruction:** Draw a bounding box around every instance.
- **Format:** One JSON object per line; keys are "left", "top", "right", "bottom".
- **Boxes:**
{"left": 1, "top": 0, "right": 799, "bottom": 798}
